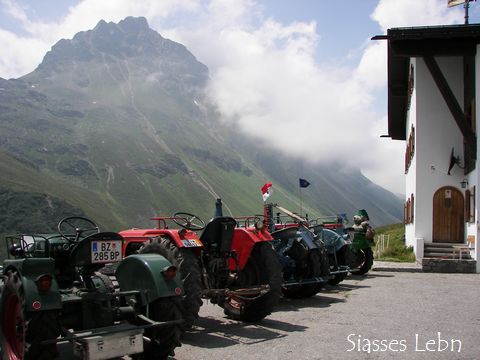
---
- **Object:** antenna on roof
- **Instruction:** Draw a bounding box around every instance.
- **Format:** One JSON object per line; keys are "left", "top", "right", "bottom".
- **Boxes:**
{"left": 448, "top": 0, "right": 477, "bottom": 25}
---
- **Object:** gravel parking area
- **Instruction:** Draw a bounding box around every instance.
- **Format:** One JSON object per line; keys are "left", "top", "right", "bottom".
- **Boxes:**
{"left": 174, "top": 270, "right": 480, "bottom": 360}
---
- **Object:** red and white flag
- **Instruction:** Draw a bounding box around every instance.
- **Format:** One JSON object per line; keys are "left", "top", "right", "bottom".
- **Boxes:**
{"left": 261, "top": 182, "right": 273, "bottom": 202}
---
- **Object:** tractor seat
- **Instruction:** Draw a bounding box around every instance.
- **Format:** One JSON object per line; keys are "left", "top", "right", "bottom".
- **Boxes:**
{"left": 200, "top": 217, "right": 237, "bottom": 252}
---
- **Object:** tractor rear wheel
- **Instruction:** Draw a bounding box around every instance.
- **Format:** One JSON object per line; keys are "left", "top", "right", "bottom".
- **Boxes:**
{"left": 139, "top": 236, "right": 202, "bottom": 329}
{"left": 282, "top": 249, "right": 323, "bottom": 298}
{"left": 223, "top": 242, "right": 282, "bottom": 322}
{"left": 1, "top": 270, "right": 60, "bottom": 360}
{"left": 133, "top": 297, "right": 183, "bottom": 360}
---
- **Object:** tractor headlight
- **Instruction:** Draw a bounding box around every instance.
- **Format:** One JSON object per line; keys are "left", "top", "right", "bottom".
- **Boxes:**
{"left": 35, "top": 274, "right": 53, "bottom": 293}
{"left": 161, "top": 265, "right": 177, "bottom": 280}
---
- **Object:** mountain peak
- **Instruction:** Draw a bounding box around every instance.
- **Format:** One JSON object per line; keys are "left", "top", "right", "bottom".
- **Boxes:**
{"left": 92, "top": 17, "right": 151, "bottom": 36}
{"left": 118, "top": 16, "right": 150, "bottom": 33}
{"left": 34, "top": 16, "right": 207, "bottom": 78}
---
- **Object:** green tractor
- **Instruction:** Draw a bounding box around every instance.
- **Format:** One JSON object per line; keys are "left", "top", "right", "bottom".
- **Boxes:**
{"left": 0, "top": 216, "right": 184, "bottom": 360}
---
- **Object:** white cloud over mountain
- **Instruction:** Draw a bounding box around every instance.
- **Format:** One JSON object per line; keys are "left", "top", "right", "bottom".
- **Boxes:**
{"left": 0, "top": 0, "right": 466, "bottom": 193}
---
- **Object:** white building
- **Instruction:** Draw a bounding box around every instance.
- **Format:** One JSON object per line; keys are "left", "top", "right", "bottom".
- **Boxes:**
{"left": 375, "top": 24, "right": 479, "bottom": 272}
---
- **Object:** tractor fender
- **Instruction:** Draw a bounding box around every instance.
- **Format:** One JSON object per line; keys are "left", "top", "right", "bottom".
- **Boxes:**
{"left": 323, "top": 234, "right": 348, "bottom": 254}
{"left": 229, "top": 228, "right": 273, "bottom": 270}
{"left": 298, "top": 230, "right": 321, "bottom": 251}
{"left": 115, "top": 254, "right": 183, "bottom": 304}
{"left": 2, "top": 258, "right": 62, "bottom": 312}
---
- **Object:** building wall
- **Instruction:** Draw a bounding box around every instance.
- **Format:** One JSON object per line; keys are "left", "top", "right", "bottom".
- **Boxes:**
{"left": 405, "top": 59, "right": 416, "bottom": 250}
{"left": 408, "top": 56, "right": 465, "bottom": 250}
{"left": 475, "top": 45, "right": 480, "bottom": 272}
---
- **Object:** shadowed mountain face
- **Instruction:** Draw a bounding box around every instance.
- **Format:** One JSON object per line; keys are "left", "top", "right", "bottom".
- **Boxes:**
{"left": 0, "top": 16, "right": 402, "bottom": 235}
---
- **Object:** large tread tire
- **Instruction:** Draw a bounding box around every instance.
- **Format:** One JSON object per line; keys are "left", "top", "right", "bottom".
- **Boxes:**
{"left": 133, "top": 297, "right": 183, "bottom": 360}
{"left": 0, "top": 270, "right": 60, "bottom": 360}
{"left": 283, "top": 249, "right": 323, "bottom": 299}
{"left": 353, "top": 247, "right": 374, "bottom": 275}
{"left": 224, "top": 242, "right": 282, "bottom": 322}
{"left": 139, "top": 236, "right": 202, "bottom": 329}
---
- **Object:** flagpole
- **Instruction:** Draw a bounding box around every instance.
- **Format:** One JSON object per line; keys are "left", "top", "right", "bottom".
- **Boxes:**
{"left": 298, "top": 178, "right": 310, "bottom": 218}
{"left": 465, "top": 0, "right": 470, "bottom": 25}
{"left": 300, "top": 187, "right": 303, "bottom": 217}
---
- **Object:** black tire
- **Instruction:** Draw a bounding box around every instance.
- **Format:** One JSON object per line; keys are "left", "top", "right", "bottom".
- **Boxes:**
{"left": 317, "top": 244, "right": 331, "bottom": 290}
{"left": 328, "top": 272, "right": 348, "bottom": 286}
{"left": 327, "top": 252, "right": 348, "bottom": 286}
{"left": 352, "top": 247, "right": 374, "bottom": 275}
{"left": 133, "top": 297, "right": 183, "bottom": 360}
{"left": 283, "top": 249, "right": 323, "bottom": 298}
{"left": 223, "top": 242, "right": 282, "bottom": 322}
{"left": 0, "top": 270, "right": 60, "bottom": 360}
{"left": 139, "top": 236, "right": 202, "bottom": 329}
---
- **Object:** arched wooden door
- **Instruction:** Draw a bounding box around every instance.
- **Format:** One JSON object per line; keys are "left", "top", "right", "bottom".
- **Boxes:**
{"left": 432, "top": 186, "right": 464, "bottom": 243}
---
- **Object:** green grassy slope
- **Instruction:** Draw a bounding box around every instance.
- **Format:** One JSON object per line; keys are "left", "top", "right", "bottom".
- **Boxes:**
{"left": 374, "top": 223, "right": 415, "bottom": 262}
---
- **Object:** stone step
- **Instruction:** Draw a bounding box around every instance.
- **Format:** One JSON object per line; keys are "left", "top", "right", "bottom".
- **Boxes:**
{"left": 422, "top": 258, "right": 476, "bottom": 273}
{"left": 424, "top": 246, "right": 455, "bottom": 253}
{"left": 424, "top": 242, "right": 465, "bottom": 248}
{"left": 424, "top": 252, "right": 472, "bottom": 259}
{"left": 424, "top": 242, "right": 474, "bottom": 260}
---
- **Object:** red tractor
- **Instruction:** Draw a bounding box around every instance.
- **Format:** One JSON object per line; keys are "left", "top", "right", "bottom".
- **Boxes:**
{"left": 119, "top": 204, "right": 282, "bottom": 328}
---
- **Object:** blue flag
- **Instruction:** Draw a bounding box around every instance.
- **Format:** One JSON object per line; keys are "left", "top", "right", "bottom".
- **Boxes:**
{"left": 299, "top": 178, "right": 310, "bottom": 188}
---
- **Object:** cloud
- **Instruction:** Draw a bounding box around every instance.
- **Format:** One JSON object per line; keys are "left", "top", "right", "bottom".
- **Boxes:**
{"left": 0, "top": 29, "right": 48, "bottom": 79}
{"left": 166, "top": 0, "right": 464, "bottom": 194}
{"left": 0, "top": 0, "right": 466, "bottom": 193}
{"left": 372, "top": 0, "right": 463, "bottom": 31}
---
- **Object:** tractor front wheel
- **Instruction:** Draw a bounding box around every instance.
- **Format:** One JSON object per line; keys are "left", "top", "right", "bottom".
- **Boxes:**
{"left": 139, "top": 236, "right": 203, "bottom": 329}
{"left": 0, "top": 270, "right": 60, "bottom": 360}
{"left": 223, "top": 242, "right": 282, "bottom": 322}
{"left": 134, "top": 297, "right": 183, "bottom": 360}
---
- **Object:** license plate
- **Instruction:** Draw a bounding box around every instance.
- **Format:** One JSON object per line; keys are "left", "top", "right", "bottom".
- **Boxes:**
{"left": 181, "top": 239, "right": 203, "bottom": 247}
{"left": 91, "top": 240, "right": 122, "bottom": 263}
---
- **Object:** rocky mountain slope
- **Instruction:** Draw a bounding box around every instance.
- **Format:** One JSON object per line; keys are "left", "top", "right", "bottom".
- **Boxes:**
{"left": 0, "top": 16, "right": 402, "bottom": 235}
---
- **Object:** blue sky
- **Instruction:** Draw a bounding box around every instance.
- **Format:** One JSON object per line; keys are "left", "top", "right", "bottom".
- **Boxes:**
{"left": 0, "top": 0, "right": 476, "bottom": 194}
{"left": 260, "top": 0, "right": 381, "bottom": 56}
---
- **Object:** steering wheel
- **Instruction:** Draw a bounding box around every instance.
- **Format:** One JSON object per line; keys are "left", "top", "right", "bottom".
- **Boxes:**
{"left": 172, "top": 212, "right": 205, "bottom": 231}
{"left": 245, "top": 216, "right": 263, "bottom": 228}
{"left": 58, "top": 216, "right": 100, "bottom": 243}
